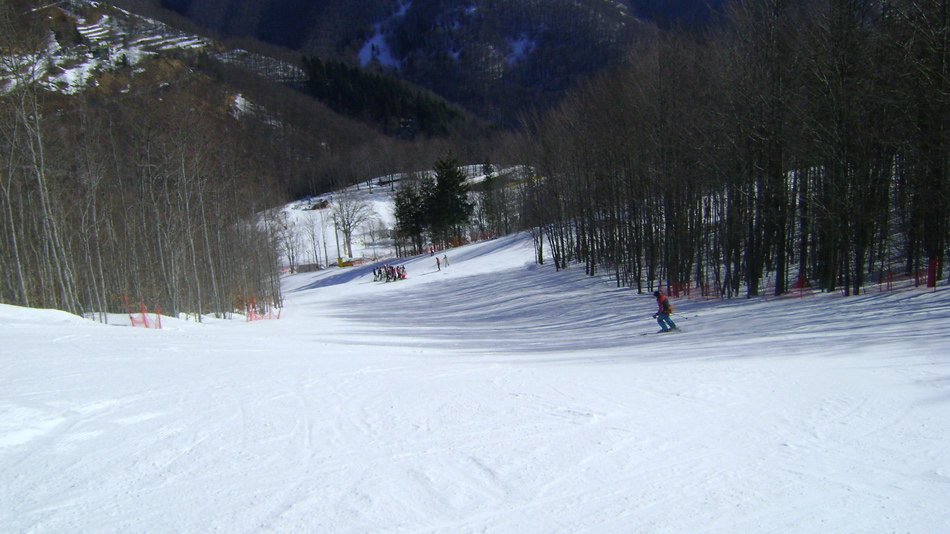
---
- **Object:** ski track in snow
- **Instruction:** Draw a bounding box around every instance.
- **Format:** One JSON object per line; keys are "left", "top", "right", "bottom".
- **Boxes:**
{"left": 2, "top": 232, "right": 950, "bottom": 532}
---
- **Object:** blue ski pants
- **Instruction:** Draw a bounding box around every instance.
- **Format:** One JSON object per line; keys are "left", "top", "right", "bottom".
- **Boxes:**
{"left": 656, "top": 313, "right": 677, "bottom": 331}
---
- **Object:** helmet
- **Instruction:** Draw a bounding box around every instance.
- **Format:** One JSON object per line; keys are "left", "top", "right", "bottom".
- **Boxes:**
{"left": 653, "top": 291, "right": 661, "bottom": 298}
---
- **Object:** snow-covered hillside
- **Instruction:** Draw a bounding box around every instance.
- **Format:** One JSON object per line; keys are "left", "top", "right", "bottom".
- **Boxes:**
{"left": 0, "top": 0, "right": 304, "bottom": 95}
{"left": 277, "top": 165, "right": 514, "bottom": 268}
{"left": 2, "top": 228, "right": 949, "bottom": 532}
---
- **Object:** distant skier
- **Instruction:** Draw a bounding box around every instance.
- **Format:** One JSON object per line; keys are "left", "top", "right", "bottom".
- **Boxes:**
{"left": 653, "top": 291, "right": 677, "bottom": 332}
{"left": 436, "top": 256, "right": 441, "bottom": 271}
{"left": 443, "top": 254, "right": 449, "bottom": 267}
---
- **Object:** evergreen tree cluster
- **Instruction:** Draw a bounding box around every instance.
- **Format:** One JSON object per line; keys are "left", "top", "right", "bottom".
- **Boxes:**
{"left": 302, "top": 56, "right": 460, "bottom": 138}
{"left": 393, "top": 155, "right": 475, "bottom": 254}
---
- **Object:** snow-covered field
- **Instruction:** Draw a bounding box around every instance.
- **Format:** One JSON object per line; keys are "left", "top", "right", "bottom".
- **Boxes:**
{"left": 2, "top": 231, "right": 949, "bottom": 533}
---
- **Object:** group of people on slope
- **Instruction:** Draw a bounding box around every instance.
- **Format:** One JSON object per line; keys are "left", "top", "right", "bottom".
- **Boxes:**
{"left": 374, "top": 265, "right": 406, "bottom": 282}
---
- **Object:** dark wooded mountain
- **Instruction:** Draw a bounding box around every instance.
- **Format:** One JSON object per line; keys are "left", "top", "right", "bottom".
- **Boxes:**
{"left": 158, "top": 0, "right": 655, "bottom": 127}
{"left": 158, "top": 0, "right": 386, "bottom": 51}
{"left": 629, "top": 0, "right": 726, "bottom": 30}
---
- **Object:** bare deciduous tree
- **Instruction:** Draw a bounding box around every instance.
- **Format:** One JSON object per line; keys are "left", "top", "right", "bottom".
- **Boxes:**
{"left": 332, "top": 189, "right": 376, "bottom": 259}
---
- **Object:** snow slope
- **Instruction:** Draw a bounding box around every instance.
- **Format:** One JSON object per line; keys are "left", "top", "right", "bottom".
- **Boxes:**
{"left": 2, "top": 232, "right": 949, "bottom": 533}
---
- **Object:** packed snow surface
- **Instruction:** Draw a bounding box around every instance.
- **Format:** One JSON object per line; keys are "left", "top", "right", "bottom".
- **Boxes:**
{"left": 2, "top": 232, "right": 949, "bottom": 532}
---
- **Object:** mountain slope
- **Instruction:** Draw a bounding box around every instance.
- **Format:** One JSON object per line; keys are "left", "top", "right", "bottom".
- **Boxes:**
{"left": 2, "top": 0, "right": 492, "bottom": 196}
{"left": 159, "top": 0, "right": 655, "bottom": 127}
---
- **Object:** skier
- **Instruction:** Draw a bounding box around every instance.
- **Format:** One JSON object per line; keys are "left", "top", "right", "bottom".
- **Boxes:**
{"left": 436, "top": 256, "right": 441, "bottom": 271}
{"left": 653, "top": 291, "right": 677, "bottom": 332}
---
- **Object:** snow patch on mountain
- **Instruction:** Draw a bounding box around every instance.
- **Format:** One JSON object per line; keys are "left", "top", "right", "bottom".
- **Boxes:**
{"left": 359, "top": 26, "right": 401, "bottom": 70}
{"left": 507, "top": 34, "right": 536, "bottom": 65}
{"left": 2, "top": 0, "right": 304, "bottom": 98}
{"left": 358, "top": 0, "right": 412, "bottom": 69}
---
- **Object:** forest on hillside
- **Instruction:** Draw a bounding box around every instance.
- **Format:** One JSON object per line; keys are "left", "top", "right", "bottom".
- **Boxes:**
{"left": 509, "top": 0, "right": 950, "bottom": 297}
{"left": 0, "top": 0, "right": 486, "bottom": 318}
{"left": 157, "top": 0, "right": 387, "bottom": 51}
{"left": 5, "top": 0, "right": 950, "bottom": 321}
{"left": 300, "top": 56, "right": 463, "bottom": 138}
{"left": 0, "top": 65, "right": 285, "bottom": 318}
{"left": 384, "top": 0, "right": 640, "bottom": 127}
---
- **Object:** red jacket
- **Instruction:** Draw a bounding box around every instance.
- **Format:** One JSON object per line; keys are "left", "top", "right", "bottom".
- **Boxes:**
{"left": 656, "top": 295, "right": 673, "bottom": 315}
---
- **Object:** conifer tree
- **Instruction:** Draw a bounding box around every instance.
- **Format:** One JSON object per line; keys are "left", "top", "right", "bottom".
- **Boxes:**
{"left": 431, "top": 154, "right": 474, "bottom": 246}
{"left": 393, "top": 177, "right": 427, "bottom": 255}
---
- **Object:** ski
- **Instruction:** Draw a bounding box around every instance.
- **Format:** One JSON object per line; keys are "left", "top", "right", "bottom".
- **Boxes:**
{"left": 639, "top": 329, "right": 683, "bottom": 336}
